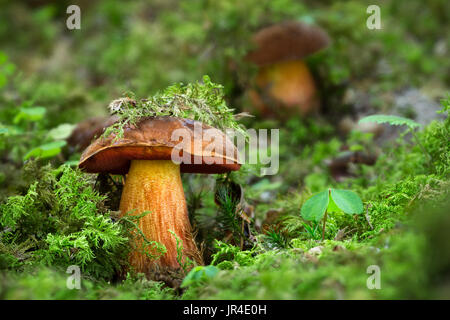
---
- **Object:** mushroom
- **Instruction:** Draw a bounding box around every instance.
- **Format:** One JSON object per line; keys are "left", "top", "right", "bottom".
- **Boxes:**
{"left": 67, "top": 115, "right": 119, "bottom": 152}
{"left": 245, "top": 21, "right": 330, "bottom": 116}
{"left": 79, "top": 116, "right": 241, "bottom": 275}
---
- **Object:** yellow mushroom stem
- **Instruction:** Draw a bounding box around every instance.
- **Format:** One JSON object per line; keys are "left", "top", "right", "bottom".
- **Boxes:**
{"left": 254, "top": 60, "right": 319, "bottom": 115}
{"left": 119, "top": 160, "right": 203, "bottom": 274}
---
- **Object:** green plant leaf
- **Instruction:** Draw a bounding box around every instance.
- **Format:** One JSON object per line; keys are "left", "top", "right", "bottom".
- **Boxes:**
{"left": 24, "top": 140, "right": 67, "bottom": 160}
{"left": 63, "top": 160, "right": 79, "bottom": 167}
{"left": 181, "top": 265, "right": 219, "bottom": 288}
{"left": 47, "top": 123, "right": 76, "bottom": 140}
{"left": 13, "top": 107, "right": 47, "bottom": 124}
{"left": 326, "top": 195, "right": 342, "bottom": 213}
{"left": 330, "top": 189, "right": 363, "bottom": 215}
{"left": 358, "top": 114, "right": 421, "bottom": 130}
{"left": 301, "top": 190, "right": 329, "bottom": 222}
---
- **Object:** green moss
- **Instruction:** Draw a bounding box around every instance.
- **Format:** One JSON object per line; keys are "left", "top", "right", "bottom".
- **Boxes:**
{"left": 181, "top": 225, "right": 438, "bottom": 299}
{"left": 0, "top": 162, "right": 130, "bottom": 280}
{"left": 103, "top": 75, "right": 247, "bottom": 140}
{"left": 0, "top": 268, "right": 176, "bottom": 300}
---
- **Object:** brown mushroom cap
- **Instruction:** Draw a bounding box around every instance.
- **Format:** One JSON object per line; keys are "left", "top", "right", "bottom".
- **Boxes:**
{"left": 245, "top": 21, "right": 330, "bottom": 66}
{"left": 79, "top": 116, "right": 241, "bottom": 175}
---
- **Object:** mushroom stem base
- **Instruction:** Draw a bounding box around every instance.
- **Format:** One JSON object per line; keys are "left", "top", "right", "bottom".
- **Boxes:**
{"left": 119, "top": 160, "right": 203, "bottom": 276}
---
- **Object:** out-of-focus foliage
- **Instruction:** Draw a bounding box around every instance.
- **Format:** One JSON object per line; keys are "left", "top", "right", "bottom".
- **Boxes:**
{"left": 0, "top": 269, "right": 176, "bottom": 300}
{"left": 359, "top": 115, "right": 421, "bottom": 129}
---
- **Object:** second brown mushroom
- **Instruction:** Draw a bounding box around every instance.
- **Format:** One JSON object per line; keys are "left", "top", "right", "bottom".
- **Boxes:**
{"left": 79, "top": 116, "right": 241, "bottom": 276}
{"left": 245, "top": 21, "right": 330, "bottom": 116}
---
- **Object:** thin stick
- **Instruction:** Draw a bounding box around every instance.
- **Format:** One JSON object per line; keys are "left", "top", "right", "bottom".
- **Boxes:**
{"left": 365, "top": 204, "right": 374, "bottom": 230}
{"left": 322, "top": 210, "right": 328, "bottom": 242}
{"left": 411, "top": 130, "right": 432, "bottom": 168}
{"left": 240, "top": 219, "right": 244, "bottom": 250}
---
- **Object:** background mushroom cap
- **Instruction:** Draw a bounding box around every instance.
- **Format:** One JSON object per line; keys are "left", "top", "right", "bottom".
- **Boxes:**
{"left": 79, "top": 116, "right": 241, "bottom": 175}
{"left": 67, "top": 115, "right": 119, "bottom": 152}
{"left": 245, "top": 21, "right": 330, "bottom": 66}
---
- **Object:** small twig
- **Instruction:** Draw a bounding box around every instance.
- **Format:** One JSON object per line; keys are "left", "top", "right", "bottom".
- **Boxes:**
{"left": 240, "top": 220, "right": 244, "bottom": 250}
{"left": 322, "top": 210, "right": 328, "bottom": 242}
{"left": 411, "top": 130, "right": 432, "bottom": 168}
{"left": 365, "top": 204, "right": 374, "bottom": 230}
{"left": 334, "top": 227, "right": 348, "bottom": 241}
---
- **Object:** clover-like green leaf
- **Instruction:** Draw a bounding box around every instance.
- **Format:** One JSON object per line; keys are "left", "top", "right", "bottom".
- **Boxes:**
{"left": 330, "top": 189, "right": 363, "bottom": 215}
{"left": 301, "top": 190, "right": 329, "bottom": 222}
{"left": 181, "top": 265, "right": 219, "bottom": 288}
{"left": 326, "top": 195, "right": 342, "bottom": 213}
